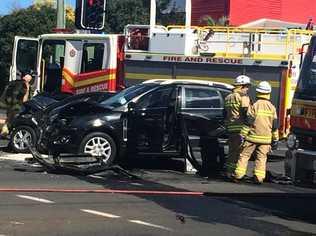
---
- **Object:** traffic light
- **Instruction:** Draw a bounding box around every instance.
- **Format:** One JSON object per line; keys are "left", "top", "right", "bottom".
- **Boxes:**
{"left": 75, "top": 0, "right": 106, "bottom": 30}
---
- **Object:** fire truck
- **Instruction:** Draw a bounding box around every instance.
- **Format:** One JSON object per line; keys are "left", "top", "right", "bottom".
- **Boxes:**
{"left": 9, "top": 0, "right": 313, "bottom": 138}
{"left": 286, "top": 34, "right": 316, "bottom": 184}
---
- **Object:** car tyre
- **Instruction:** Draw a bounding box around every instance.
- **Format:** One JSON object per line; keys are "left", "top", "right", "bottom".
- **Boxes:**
{"left": 79, "top": 132, "right": 117, "bottom": 167}
{"left": 10, "top": 125, "right": 37, "bottom": 153}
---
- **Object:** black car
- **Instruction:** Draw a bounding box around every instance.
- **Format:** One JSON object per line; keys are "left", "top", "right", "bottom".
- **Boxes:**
{"left": 40, "top": 79, "right": 232, "bottom": 171}
{"left": 10, "top": 91, "right": 115, "bottom": 153}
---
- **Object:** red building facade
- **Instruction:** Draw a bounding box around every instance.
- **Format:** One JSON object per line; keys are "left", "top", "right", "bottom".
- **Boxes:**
{"left": 191, "top": 0, "right": 316, "bottom": 26}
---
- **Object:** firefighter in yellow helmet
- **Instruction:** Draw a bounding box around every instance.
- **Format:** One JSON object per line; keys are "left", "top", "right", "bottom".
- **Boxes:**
{"left": 224, "top": 75, "right": 251, "bottom": 178}
{"left": 233, "top": 81, "right": 279, "bottom": 184}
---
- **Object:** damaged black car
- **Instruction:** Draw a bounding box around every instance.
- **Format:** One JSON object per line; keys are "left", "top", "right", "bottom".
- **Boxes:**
{"left": 38, "top": 80, "right": 232, "bottom": 172}
{"left": 10, "top": 91, "right": 115, "bottom": 153}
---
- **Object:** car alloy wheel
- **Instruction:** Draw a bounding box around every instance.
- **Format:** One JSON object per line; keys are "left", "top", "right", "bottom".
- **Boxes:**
{"left": 80, "top": 132, "right": 117, "bottom": 166}
{"left": 11, "top": 126, "right": 37, "bottom": 153}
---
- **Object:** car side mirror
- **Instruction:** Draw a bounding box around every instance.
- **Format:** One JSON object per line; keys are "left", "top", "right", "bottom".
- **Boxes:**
{"left": 128, "top": 101, "right": 136, "bottom": 111}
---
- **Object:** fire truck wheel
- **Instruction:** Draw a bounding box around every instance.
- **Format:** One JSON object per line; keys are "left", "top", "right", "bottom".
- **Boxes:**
{"left": 10, "top": 126, "right": 37, "bottom": 153}
{"left": 79, "top": 132, "right": 117, "bottom": 166}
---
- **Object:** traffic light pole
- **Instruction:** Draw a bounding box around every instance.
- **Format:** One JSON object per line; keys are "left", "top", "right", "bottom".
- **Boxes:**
{"left": 57, "top": 0, "right": 65, "bottom": 29}
{"left": 56, "top": 0, "right": 65, "bottom": 66}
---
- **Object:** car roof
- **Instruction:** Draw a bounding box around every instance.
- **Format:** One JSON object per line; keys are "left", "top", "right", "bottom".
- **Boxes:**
{"left": 142, "top": 79, "right": 233, "bottom": 90}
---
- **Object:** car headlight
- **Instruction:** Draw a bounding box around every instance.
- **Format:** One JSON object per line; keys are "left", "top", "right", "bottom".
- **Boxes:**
{"left": 287, "top": 134, "right": 298, "bottom": 149}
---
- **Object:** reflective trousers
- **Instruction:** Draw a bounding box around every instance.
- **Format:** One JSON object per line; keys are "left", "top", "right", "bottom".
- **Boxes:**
{"left": 234, "top": 141, "right": 271, "bottom": 182}
{"left": 225, "top": 134, "right": 242, "bottom": 175}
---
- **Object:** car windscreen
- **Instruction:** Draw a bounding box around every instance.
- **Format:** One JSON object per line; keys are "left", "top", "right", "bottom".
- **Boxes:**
{"left": 100, "top": 84, "right": 156, "bottom": 109}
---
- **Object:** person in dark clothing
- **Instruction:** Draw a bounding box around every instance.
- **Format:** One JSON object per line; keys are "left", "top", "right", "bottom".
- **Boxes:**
{"left": 0, "top": 73, "right": 34, "bottom": 137}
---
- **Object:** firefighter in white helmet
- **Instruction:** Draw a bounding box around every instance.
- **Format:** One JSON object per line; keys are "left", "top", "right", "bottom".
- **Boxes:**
{"left": 224, "top": 75, "right": 251, "bottom": 178}
{"left": 233, "top": 81, "right": 279, "bottom": 184}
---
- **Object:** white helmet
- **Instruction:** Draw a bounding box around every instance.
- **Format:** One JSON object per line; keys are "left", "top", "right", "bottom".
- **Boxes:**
{"left": 234, "top": 75, "right": 251, "bottom": 86}
{"left": 256, "top": 81, "right": 272, "bottom": 94}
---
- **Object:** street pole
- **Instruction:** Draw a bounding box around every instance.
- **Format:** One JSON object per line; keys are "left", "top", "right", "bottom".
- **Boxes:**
{"left": 150, "top": 0, "right": 156, "bottom": 31}
{"left": 185, "top": 0, "right": 192, "bottom": 28}
{"left": 57, "top": 0, "right": 65, "bottom": 29}
{"left": 56, "top": 0, "right": 65, "bottom": 65}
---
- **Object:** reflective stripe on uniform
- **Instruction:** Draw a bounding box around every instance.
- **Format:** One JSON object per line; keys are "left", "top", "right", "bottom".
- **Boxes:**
{"left": 254, "top": 169, "right": 266, "bottom": 178}
{"left": 227, "top": 124, "right": 244, "bottom": 132}
{"left": 246, "top": 134, "right": 272, "bottom": 144}
{"left": 226, "top": 124, "right": 249, "bottom": 134}
{"left": 225, "top": 162, "right": 236, "bottom": 172}
{"left": 234, "top": 166, "right": 247, "bottom": 178}
{"left": 240, "top": 126, "right": 250, "bottom": 136}
{"left": 224, "top": 101, "right": 240, "bottom": 108}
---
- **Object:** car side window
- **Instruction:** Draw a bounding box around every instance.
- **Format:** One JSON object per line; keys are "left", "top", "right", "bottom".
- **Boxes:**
{"left": 137, "top": 87, "right": 173, "bottom": 109}
{"left": 184, "top": 87, "right": 221, "bottom": 109}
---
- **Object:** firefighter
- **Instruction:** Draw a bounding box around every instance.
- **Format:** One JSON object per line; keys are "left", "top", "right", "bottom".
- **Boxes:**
{"left": 224, "top": 75, "right": 251, "bottom": 178}
{"left": 233, "top": 81, "right": 279, "bottom": 184}
{"left": 0, "top": 73, "right": 34, "bottom": 137}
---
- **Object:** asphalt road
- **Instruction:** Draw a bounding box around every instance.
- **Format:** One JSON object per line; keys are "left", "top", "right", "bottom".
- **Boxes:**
{"left": 0, "top": 149, "right": 316, "bottom": 235}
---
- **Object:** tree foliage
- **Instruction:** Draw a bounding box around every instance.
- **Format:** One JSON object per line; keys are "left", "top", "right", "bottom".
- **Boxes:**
{"left": 104, "top": 0, "right": 150, "bottom": 33}
{"left": 200, "top": 15, "right": 229, "bottom": 26}
{"left": 104, "top": 0, "right": 185, "bottom": 32}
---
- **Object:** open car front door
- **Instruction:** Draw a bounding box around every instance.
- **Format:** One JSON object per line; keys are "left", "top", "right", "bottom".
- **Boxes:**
{"left": 10, "top": 36, "right": 39, "bottom": 82}
{"left": 127, "top": 86, "right": 180, "bottom": 155}
{"left": 179, "top": 85, "right": 227, "bottom": 174}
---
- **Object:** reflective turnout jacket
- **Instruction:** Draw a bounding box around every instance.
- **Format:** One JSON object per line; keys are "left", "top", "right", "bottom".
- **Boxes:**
{"left": 246, "top": 99, "right": 279, "bottom": 144}
{"left": 224, "top": 89, "right": 250, "bottom": 136}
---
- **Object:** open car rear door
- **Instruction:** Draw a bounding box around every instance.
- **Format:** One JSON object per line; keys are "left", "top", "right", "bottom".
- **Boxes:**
{"left": 10, "top": 36, "right": 39, "bottom": 82}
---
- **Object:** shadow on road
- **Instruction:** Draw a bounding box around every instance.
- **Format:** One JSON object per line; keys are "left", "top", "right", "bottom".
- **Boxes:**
{"left": 8, "top": 148, "right": 316, "bottom": 234}
{"left": 60, "top": 157, "right": 316, "bottom": 235}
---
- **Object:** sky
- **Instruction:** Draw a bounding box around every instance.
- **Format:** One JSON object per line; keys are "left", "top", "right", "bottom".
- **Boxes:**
{"left": 0, "top": 0, "right": 76, "bottom": 15}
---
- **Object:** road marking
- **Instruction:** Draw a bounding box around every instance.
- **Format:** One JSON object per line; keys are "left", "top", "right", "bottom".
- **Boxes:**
{"left": 128, "top": 220, "right": 172, "bottom": 231}
{"left": 81, "top": 209, "right": 121, "bottom": 219}
{"left": 10, "top": 221, "right": 24, "bottom": 225}
{"left": 16, "top": 195, "right": 54, "bottom": 204}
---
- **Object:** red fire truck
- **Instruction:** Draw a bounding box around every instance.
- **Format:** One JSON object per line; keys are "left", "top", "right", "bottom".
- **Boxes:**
{"left": 286, "top": 34, "right": 316, "bottom": 184}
